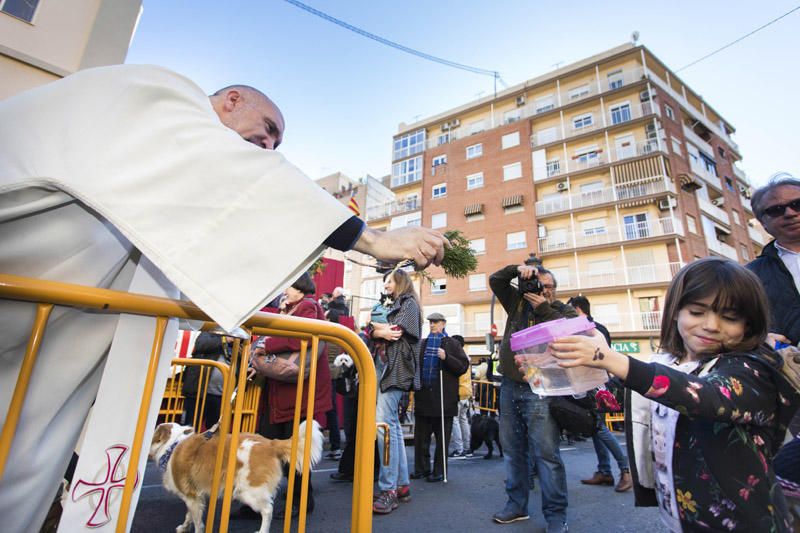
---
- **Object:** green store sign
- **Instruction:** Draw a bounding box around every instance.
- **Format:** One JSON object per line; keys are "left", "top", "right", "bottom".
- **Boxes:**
{"left": 612, "top": 341, "right": 640, "bottom": 353}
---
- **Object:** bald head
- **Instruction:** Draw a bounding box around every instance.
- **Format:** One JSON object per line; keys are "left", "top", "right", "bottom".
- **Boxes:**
{"left": 209, "top": 85, "right": 285, "bottom": 149}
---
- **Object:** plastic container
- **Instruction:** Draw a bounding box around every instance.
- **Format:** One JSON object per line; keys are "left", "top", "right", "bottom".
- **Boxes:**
{"left": 510, "top": 317, "right": 608, "bottom": 396}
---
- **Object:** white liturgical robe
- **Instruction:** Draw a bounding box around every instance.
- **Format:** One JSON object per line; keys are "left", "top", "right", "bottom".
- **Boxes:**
{"left": 0, "top": 65, "right": 353, "bottom": 531}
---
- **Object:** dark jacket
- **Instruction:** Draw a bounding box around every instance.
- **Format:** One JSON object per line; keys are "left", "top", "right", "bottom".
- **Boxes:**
{"left": 261, "top": 298, "right": 332, "bottom": 424}
{"left": 747, "top": 240, "right": 800, "bottom": 345}
{"left": 326, "top": 295, "right": 349, "bottom": 324}
{"left": 623, "top": 349, "right": 800, "bottom": 532}
{"left": 414, "top": 336, "right": 469, "bottom": 417}
{"left": 368, "top": 293, "right": 421, "bottom": 393}
{"left": 182, "top": 332, "right": 228, "bottom": 396}
{"left": 489, "top": 265, "right": 578, "bottom": 382}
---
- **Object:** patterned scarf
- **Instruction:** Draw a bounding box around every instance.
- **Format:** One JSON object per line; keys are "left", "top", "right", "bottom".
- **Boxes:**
{"left": 422, "top": 332, "right": 446, "bottom": 387}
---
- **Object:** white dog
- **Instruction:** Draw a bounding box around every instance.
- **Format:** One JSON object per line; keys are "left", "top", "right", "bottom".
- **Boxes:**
{"left": 149, "top": 420, "right": 322, "bottom": 533}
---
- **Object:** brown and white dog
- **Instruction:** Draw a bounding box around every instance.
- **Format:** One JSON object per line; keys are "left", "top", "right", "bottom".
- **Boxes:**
{"left": 149, "top": 420, "right": 323, "bottom": 533}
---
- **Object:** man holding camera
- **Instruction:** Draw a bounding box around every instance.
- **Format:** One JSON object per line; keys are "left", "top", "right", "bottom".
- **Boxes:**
{"left": 489, "top": 260, "right": 576, "bottom": 532}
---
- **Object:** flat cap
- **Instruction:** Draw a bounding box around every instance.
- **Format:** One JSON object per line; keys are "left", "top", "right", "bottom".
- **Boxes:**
{"left": 426, "top": 312, "right": 447, "bottom": 322}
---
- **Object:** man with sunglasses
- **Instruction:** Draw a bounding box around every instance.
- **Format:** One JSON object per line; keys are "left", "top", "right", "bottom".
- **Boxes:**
{"left": 747, "top": 175, "right": 800, "bottom": 347}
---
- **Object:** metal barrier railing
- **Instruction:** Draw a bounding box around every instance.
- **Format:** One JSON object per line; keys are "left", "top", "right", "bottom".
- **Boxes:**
{"left": 473, "top": 379, "right": 499, "bottom": 414}
{"left": 0, "top": 273, "right": 376, "bottom": 533}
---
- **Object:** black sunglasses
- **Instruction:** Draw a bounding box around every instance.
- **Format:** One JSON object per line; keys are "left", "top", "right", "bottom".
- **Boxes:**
{"left": 763, "top": 199, "right": 800, "bottom": 218}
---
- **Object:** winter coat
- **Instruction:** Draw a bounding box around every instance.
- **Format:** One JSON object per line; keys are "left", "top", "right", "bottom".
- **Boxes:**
{"left": 624, "top": 349, "right": 800, "bottom": 532}
{"left": 458, "top": 367, "right": 473, "bottom": 400}
{"left": 489, "top": 264, "right": 578, "bottom": 382}
{"left": 414, "top": 336, "right": 469, "bottom": 417}
{"left": 182, "top": 332, "right": 228, "bottom": 397}
{"left": 368, "top": 293, "right": 421, "bottom": 393}
{"left": 326, "top": 295, "right": 349, "bottom": 324}
{"left": 747, "top": 241, "right": 800, "bottom": 345}
{"left": 261, "top": 298, "right": 332, "bottom": 424}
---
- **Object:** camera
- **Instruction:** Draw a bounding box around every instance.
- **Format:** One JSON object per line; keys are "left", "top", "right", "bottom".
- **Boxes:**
{"left": 518, "top": 253, "right": 544, "bottom": 294}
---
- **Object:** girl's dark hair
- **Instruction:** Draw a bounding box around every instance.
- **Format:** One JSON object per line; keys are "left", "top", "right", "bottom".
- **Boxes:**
{"left": 659, "top": 257, "right": 769, "bottom": 357}
{"left": 291, "top": 272, "right": 316, "bottom": 296}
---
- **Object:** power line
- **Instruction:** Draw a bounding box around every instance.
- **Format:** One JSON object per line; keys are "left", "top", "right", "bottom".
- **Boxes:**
{"left": 676, "top": 5, "right": 800, "bottom": 72}
{"left": 282, "top": 0, "right": 500, "bottom": 78}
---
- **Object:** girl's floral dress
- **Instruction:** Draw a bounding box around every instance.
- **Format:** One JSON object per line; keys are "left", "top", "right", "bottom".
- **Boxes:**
{"left": 625, "top": 348, "right": 800, "bottom": 532}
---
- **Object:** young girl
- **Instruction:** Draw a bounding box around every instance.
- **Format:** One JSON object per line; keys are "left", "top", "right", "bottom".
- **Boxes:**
{"left": 546, "top": 257, "right": 800, "bottom": 532}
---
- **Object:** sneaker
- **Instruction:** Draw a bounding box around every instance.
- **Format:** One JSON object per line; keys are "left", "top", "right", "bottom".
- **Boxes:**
{"left": 492, "top": 509, "right": 529, "bottom": 524}
{"left": 580, "top": 471, "right": 614, "bottom": 486}
{"left": 615, "top": 471, "right": 633, "bottom": 492}
{"left": 326, "top": 449, "right": 343, "bottom": 460}
{"left": 546, "top": 521, "right": 569, "bottom": 533}
{"left": 464, "top": 450, "right": 474, "bottom": 457}
{"left": 373, "top": 490, "right": 398, "bottom": 514}
{"left": 397, "top": 485, "right": 411, "bottom": 503}
{"left": 448, "top": 450, "right": 463, "bottom": 458}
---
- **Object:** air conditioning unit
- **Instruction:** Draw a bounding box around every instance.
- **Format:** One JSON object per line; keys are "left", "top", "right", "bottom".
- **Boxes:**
{"left": 658, "top": 198, "right": 676, "bottom": 211}
{"left": 516, "top": 95, "right": 526, "bottom": 106}
{"left": 711, "top": 198, "right": 725, "bottom": 207}
{"left": 639, "top": 89, "right": 650, "bottom": 102}
{"left": 441, "top": 121, "right": 451, "bottom": 132}
{"left": 556, "top": 182, "right": 569, "bottom": 192}
{"left": 451, "top": 119, "right": 460, "bottom": 128}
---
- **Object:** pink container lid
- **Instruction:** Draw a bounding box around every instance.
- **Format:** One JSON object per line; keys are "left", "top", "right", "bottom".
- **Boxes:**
{"left": 509, "top": 316, "right": 595, "bottom": 351}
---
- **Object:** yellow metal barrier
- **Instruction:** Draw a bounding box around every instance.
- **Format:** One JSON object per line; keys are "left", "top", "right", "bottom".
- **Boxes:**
{"left": 0, "top": 273, "right": 376, "bottom": 533}
{"left": 473, "top": 379, "right": 499, "bottom": 414}
{"left": 605, "top": 412, "right": 625, "bottom": 432}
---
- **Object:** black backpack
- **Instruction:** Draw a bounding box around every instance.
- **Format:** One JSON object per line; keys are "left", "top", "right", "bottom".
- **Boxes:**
{"left": 549, "top": 395, "right": 597, "bottom": 437}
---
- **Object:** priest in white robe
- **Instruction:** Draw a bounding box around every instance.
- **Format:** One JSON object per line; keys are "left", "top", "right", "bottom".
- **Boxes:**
{"left": 0, "top": 64, "right": 447, "bottom": 532}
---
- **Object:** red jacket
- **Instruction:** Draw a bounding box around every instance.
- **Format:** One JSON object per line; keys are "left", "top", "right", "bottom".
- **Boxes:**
{"left": 263, "top": 298, "right": 332, "bottom": 424}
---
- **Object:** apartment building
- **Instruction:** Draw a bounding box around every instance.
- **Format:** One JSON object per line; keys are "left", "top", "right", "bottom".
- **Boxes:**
{"left": 385, "top": 42, "right": 769, "bottom": 359}
{"left": 0, "top": 0, "right": 142, "bottom": 99}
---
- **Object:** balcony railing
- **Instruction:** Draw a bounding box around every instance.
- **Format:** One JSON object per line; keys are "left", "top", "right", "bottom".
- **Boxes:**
{"left": 594, "top": 311, "right": 663, "bottom": 333}
{"left": 706, "top": 238, "right": 738, "bottom": 260}
{"left": 557, "top": 262, "right": 682, "bottom": 291}
{"left": 538, "top": 216, "right": 683, "bottom": 253}
{"left": 366, "top": 198, "right": 420, "bottom": 221}
{"left": 607, "top": 101, "right": 659, "bottom": 127}
{"left": 535, "top": 176, "right": 675, "bottom": 217}
{"left": 690, "top": 162, "right": 722, "bottom": 190}
{"left": 748, "top": 226, "right": 768, "bottom": 247}
{"left": 682, "top": 124, "right": 714, "bottom": 156}
{"left": 697, "top": 197, "right": 730, "bottom": 225}
{"left": 603, "top": 67, "right": 647, "bottom": 92}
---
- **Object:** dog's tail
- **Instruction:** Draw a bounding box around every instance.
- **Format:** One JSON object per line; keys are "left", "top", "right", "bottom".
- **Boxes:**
{"left": 283, "top": 420, "right": 324, "bottom": 473}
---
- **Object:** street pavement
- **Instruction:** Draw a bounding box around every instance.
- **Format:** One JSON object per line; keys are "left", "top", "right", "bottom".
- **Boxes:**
{"left": 132, "top": 432, "right": 665, "bottom": 532}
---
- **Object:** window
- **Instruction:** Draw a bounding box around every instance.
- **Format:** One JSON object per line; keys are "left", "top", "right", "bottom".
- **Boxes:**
{"left": 609, "top": 103, "right": 632, "bottom": 125}
{"left": 474, "top": 312, "right": 491, "bottom": 333}
{"left": 568, "top": 84, "right": 590, "bottom": 101}
{"left": 575, "top": 146, "right": 600, "bottom": 166}
{"left": 431, "top": 278, "right": 447, "bottom": 294}
{"left": 466, "top": 143, "right": 483, "bottom": 159}
{"left": 502, "top": 131, "right": 520, "bottom": 149}
{"left": 623, "top": 213, "right": 649, "bottom": 239}
{"left": 671, "top": 137, "right": 683, "bottom": 157}
{"left": 548, "top": 266, "right": 571, "bottom": 288}
{"left": 701, "top": 153, "right": 718, "bottom": 177}
{"left": 389, "top": 211, "right": 422, "bottom": 229}
{"left": 718, "top": 147, "right": 727, "bottom": 159}
{"left": 361, "top": 278, "right": 383, "bottom": 302}
{"left": 535, "top": 95, "right": 555, "bottom": 113}
{"left": 581, "top": 218, "right": 607, "bottom": 236}
{"left": 535, "top": 126, "right": 559, "bottom": 145}
{"left": 470, "top": 238, "right": 486, "bottom": 255}
{"left": 504, "top": 109, "right": 521, "bottom": 124}
{"left": 607, "top": 69, "right": 624, "bottom": 90}
{"left": 546, "top": 159, "right": 561, "bottom": 177}
{"left": 587, "top": 259, "right": 615, "bottom": 286}
{"left": 686, "top": 214, "right": 698, "bottom": 234}
{"left": 431, "top": 212, "right": 447, "bottom": 229}
{"left": 503, "top": 162, "right": 523, "bottom": 181}
{"left": 466, "top": 172, "right": 484, "bottom": 190}
{"left": 724, "top": 176, "right": 734, "bottom": 192}
{"left": 665, "top": 105, "right": 675, "bottom": 121}
{"left": 391, "top": 156, "right": 422, "bottom": 187}
{"left": 393, "top": 129, "right": 426, "bottom": 160}
{"left": 580, "top": 180, "right": 604, "bottom": 194}
{"left": 432, "top": 154, "right": 447, "bottom": 167}
{"left": 594, "top": 303, "right": 621, "bottom": 326}
{"left": 432, "top": 183, "right": 447, "bottom": 199}
{"left": 470, "top": 120, "right": 486, "bottom": 135}
{"left": 506, "top": 231, "right": 527, "bottom": 250}
{"left": 572, "top": 113, "right": 594, "bottom": 130}
{"left": 469, "top": 274, "right": 487, "bottom": 291}
{"left": 437, "top": 133, "right": 451, "bottom": 146}
{"left": 740, "top": 245, "right": 750, "bottom": 261}
{"left": 732, "top": 210, "right": 741, "bottom": 225}
{"left": 1, "top": 0, "right": 40, "bottom": 22}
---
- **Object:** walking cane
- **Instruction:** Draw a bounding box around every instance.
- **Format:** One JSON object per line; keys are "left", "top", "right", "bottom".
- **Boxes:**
{"left": 439, "top": 366, "right": 448, "bottom": 483}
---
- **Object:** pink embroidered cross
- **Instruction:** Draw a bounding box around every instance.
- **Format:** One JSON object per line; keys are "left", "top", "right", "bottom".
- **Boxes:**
{"left": 71, "top": 444, "right": 140, "bottom": 528}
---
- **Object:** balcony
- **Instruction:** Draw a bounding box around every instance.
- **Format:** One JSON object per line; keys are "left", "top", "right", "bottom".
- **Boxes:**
{"left": 558, "top": 262, "right": 682, "bottom": 291}
{"left": 607, "top": 101, "right": 659, "bottom": 127}
{"left": 535, "top": 176, "right": 675, "bottom": 217}
{"left": 603, "top": 67, "right": 647, "bottom": 93}
{"left": 538, "top": 216, "right": 683, "bottom": 253}
{"left": 572, "top": 153, "right": 608, "bottom": 172}
{"left": 706, "top": 238, "right": 738, "bottom": 260}
{"left": 733, "top": 164, "right": 748, "bottom": 184}
{"left": 530, "top": 127, "right": 564, "bottom": 147}
{"left": 697, "top": 197, "right": 730, "bottom": 225}
{"left": 594, "top": 311, "right": 663, "bottom": 333}
{"left": 748, "top": 226, "right": 769, "bottom": 247}
{"left": 690, "top": 162, "right": 722, "bottom": 190}
{"left": 366, "top": 198, "right": 420, "bottom": 221}
{"left": 682, "top": 124, "right": 714, "bottom": 156}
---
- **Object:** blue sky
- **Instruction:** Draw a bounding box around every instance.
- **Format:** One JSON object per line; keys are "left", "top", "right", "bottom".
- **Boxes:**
{"left": 126, "top": 0, "right": 799, "bottom": 187}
